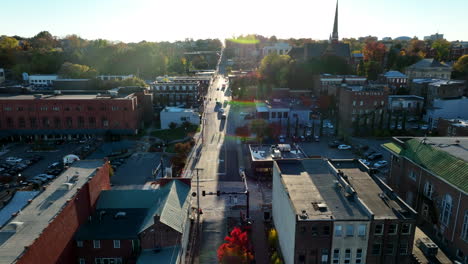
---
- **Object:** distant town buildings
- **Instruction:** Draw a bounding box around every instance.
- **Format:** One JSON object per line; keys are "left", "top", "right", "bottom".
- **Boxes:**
{"left": 380, "top": 71, "right": 408, "bottom": 91}
{"left": 450, "top": 41, "right": 468, "bottom": 60}
{"left": 405, "top": 59, "right": 452, "bottom": 80}
{"left": 272, "top": 158, "right": 417, "bottom": 264}
{"left": 75, "top": 179, "right": 192, "bottom": 264}
{"left": 0, "top": 160, "right": 110, "bottom": 264}
{"left": 249, "top": 144, "right": 307, "bottom": 178}
{"left": 262, "top": 42, "right": 292, "bottom": 57}
{"left": 0, "top": 89, "right": 153, "bottom": 140}
{"left": 383, "top": 137, "right": 468, "bottom": 262}
{"left": 97, "top": 74, "right": 134, "bottom": 81}
{"left": 387, "top": 95, "right": 424, "bottom": 114}
{"left": 436, "top": 118, "right": 468, "bottom": 136}
{"left": 254, "top": 98, "right": 319, "bottom": 128}
{"left": 27, "top": 74, "right": 58, "bottom": 87}
{"left": 159, "top": 106, "right": 200, "bottom": 129}
{"left": 151, "top": 76, "right": 211, "bottom": 108}
{"left": 320, "top": 74, "right": 367, "bottom": 96}
{"left": 423, "top": 33, "right": 444, "bottom": 41}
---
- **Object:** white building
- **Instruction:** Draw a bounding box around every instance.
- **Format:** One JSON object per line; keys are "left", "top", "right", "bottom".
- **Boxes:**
{"left": 97, "top": 74, "right": 134, "bottom": 81}
{"left": 28, "top": 74, "right": 58, "bottom": 87}
{"left": 425, "top": 97, "right": 468, "bottom": 128}
{"left": 0, "top": 68, "right": 5, "bottom": 84}
{"left": 387, "top": 95, "right": 424, "bottom": 113}
{"left": 160, "top": 107, "right": 200, "bottom": 129}
{"left": 262, "top": 42, "right": 292, "bottom": 57}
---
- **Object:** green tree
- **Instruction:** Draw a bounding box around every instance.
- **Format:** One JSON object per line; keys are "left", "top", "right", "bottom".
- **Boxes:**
{"left": 121, "top": 77, "right": 147, "bottom": 87}
{"left": 0, "top": 36, "right": 19, "bottom": 49}
{"left": 431, "top": 39, "right": 450, "bottom": 61}
{"left": 259, "top": 53, "right": 292, "bottom": 88}
{"left": 364, "top": 61, "right": 383, "bottom": 80}
{"left": 58, "top": 62, "right": 98, "bottom": 78}
{"left": 453, "top": 54, "right": 468, "bottom": 79}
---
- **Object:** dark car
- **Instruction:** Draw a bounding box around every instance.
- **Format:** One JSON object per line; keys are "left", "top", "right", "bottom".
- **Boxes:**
{"left": 368, "top": 153, "right": 383, "bottom": 160}
{"left": 357, "top": 144, "right": 369, "bottom": 151}
{"left": 364, "top": 150, "right": 376, "bottom": 158}
{"left": 328, "top": 141, "right": 341, "bottom": 148}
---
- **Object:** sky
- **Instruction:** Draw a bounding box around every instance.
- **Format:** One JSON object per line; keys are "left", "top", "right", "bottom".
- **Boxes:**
{"left": 1, "top": 0, "right": 467, "bottom": 43}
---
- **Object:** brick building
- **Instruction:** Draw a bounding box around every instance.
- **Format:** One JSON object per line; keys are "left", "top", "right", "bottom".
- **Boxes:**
{"left": 0, "top": 160, "right": 110, "bottom": 264}
{"left": 272, "top": 158, "right": 417, "bottom": 264}
{"left": 387, "top": 95, "right": 424, "bottom": 115}
{"left": 427, "top": 80, "right": 466, "bottom": 107}
{"left": 450, "top": 41, "right": 468, "bottom": 61}
{"left": 380, "top": 71, "right": 408, "bottom": 92}
{"left": 74, "top": 179, "right": 192, "bottom": 264}
{"left": 0, "top": 90, "right": 153, "bottom": 141}
{"left": 383, "top": 137, "right": 468, "bottom": 262}
{"left": 437, "top": 118, "right": 468, "bottom": 136}
{"left": 338, "top": 85, "right": 388, "bottom": 135}
{"left": 320, "top": 74, "right": 367, "bottom": 96}
{"left": 151, "top": 76, "right": 211, "bottom": 108}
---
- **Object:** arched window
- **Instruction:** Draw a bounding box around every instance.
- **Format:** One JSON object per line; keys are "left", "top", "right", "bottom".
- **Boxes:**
{"left": 440, "top": 194, "right": 453, "bottom": 227}
{"left": 461, "top": 211, "right": 468, "bottom": 242}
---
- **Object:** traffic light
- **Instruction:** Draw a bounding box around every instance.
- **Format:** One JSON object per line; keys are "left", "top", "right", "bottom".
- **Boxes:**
{"left": 202, "top": 190, "right": 206, "bottom": 196}
{"left": 216, "top": 190, "right": 221, "bottom": 196}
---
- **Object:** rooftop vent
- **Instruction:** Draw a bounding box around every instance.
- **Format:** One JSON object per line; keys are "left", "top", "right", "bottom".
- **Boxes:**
{"left": 114, "top": 211, "right": 127, "bottom": 219}
{"left": 3, "top": 222, "right": 24, "bottom": 232}
{"left": 416, "top": 237, "right": 438, "bottom": 257}
{"left": 299, "top": 210, "right": 308, "bottom": 220}
{"left": 59, "top": 183, "right": 74, "bottom": 190}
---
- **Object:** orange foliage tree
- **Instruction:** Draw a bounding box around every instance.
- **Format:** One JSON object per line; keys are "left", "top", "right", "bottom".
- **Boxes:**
{"left": 217, "top": 227, "right": 254, "bottom": 264}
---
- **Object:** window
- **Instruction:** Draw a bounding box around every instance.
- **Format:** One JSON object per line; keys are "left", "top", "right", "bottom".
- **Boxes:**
{"left": 399, "top": 241, "right": 408, "bottom": 255}
{"left": 4, "top": 107, "right": 12, "bottom": 111}
{"left": 40, "top": 106, "right": 48, "bottom": 111}
{"left": 113, "top": 240, "right": 120, "bottom": 248}
{"left": 311, "top": 226, "right": 318, "bottom": 236}
{"left": 371, "top": 243, "right": 381, "bottom": 255}
{"left": 18, "top": 117, "right": 26, "bottom": 128}
{"left": 52, "top": 106, "right": 60, "bottom": 111}
{"left": 408, "top": 170, "right": 417, "bottom": 181}
{"left": 358, "top": 224, "right": 366, "bottom": 237}
{"left": 321, "top": 249, "right": 329, "bottom": 264}
{"left": 388, "top": 224, "right": 398, "bottom": 235}
{"left": 278, "top": 112, "right": 282, "bottom": 119}
{"left": 352, "top": 101, "right": 356, "bottom": 106}
{"left": 441, "top": 194, "right": 453, "bottom": 227}
{"left": 335, "top": 225, "right": 343, "bottom": 237}
{"left": 423, "top": 181, "right": 434, "bottom": 199}
{"left": 66, "top": 117, "right": 73, "bottom": 128}
{"left": 385, "top": 243, "right": 394, "bottom": 255}
{"left": 77, "top": 240, "right": 83, "bottom": 247}
{"left": 42, "top": 117, "right": 50, "bottom": 128}
{"left": 78, "top": 116, "right": 85, "bottom": 128}
{"left": 401, "top": 223, "right": 411, "bottom": 235}
{"left": 17, "top": 106, "right": 24, "bottom": 111}
{"left": 6, "top": 118, "right": 13, "bottom": 128}
{"left": 271, "top": 112, "right": 276, "bottom": 118}
{"left": 346, "top": 225, "right": 354, "bottom": 237}
{"left": 88, "top": 106, "right": 94, "bottom": 111}
{"left": 93, "top": 240, "right": 100, "bottom": 249}
{"left": 374, "top": 223, "right": 384, "bottom": 235}
{"left": 65, "top": 106, "right": 70, "bottom": 111}
{"left": 344, "top": 249, "right": 351, "bottom": 264}
{"left": 355, "top": 249, "right": 363, "bottom": 263}
{"left": 332, "top": 249, "right": 340, "bottom": 263}
{"left": 112, "top": 106, "right": 119, "bottom": 111}
{"left": 102, "top": 118, "right": 109, "bottom": 128}
{"left": 76, "top": 106, "right": 82, "bottom": 111}
{"left": 323, "top": 226, "right": 330, "bottom": 236}
{"left": 30, "top": 117, "right": 37, "bottom": 128}
{"left": 89, "top": 117, "right": 96, "bottom": 128}
{"left": 462, "top": 211, "right": 468, "bottom": 242}
{"left": 406, "top": 192, "right": 414, "bottom": 207}
{"left": 79, "top": 258, "right": 85, "bottom": 264}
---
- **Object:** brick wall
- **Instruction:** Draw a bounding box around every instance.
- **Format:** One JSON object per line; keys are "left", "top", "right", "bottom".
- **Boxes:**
{"left": 294, "top": 221, "right": 333, "bottom": 264}
{"left": 139, "top": 216, "right": 181, "bottom": 249}
{"left": 16, "top": 162, "right": 110, "bottom": 264}
{"left": 77, "top": 239, "right": 137, "bottom": 264}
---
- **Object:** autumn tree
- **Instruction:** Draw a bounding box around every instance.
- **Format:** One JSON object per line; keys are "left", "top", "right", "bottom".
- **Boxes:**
{"left": 0, "top": 36, "right": 19, "bottom": 49}
{"left": 431, "top": 39, "right": 450, "bottom": 61}
{"left": 363, "top": 41, "right": 386, "bottom": 62}
{"left": 454, "top": 55, "right": 468, "bottom": 80}
{"left": 217, "top": 227, "right": 254, "bottom": 264}
{"left": 58, "top": 62, "right": 98, "bottom": 78}
{"left": 250, "top": 119, "right": 269, "bottom": 141}
{"left": 407, "top": 38, "right": 426, "bottom": 57}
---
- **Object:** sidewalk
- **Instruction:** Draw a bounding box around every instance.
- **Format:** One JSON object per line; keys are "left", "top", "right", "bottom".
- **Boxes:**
{"left": 249, "top": 180, "right": 269, "bottom": 264}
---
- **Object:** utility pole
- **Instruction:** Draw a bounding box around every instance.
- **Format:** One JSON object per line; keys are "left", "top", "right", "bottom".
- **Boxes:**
{"left": 194, "top": 168, "right": 204, "bottom": 224}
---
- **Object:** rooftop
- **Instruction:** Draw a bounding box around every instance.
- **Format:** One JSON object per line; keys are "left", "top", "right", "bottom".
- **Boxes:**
{"left": 75, "top": 180, "right": 190, "bottom": 240}
{"left": 383, "top": 137, "right": 468, "bottom": 193}
{"left": 407, "top": 58, "right": 450, "bottom": 69}
{"left": 0, "top": 160, "right": 105, "bottom": 264}
{"left": 0, "top": 93, "right": 133, "bottom": 100}
{"left": 389, "top": 95, "right": 424, "bottom": 100}
{"left": 136, "top": 246, "right": 180, "bottom": 264}
{"left": 249, "top": 144, "right": 307, "bottom": 162}
{"left": 276, "top": 159, "right": 413, "bottom": 221}
{"left": 384, "top": 71, "right": 407, "bottom": 78}
{"left": 275, "top": 159, "right": 368, "bottom": 221}
{"left": 428, "top": 79, "right": 465, "bottom": 87}
{"left": 0, "top": 191, "right": 39, "bottom": 228}
{"left": 444, "top": 119, "right": 468, "bottom": 127}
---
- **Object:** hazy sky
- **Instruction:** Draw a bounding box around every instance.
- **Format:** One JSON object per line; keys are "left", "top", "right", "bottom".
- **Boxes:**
{"left": 2, "top": 0, "right": 467, "bottom": 43}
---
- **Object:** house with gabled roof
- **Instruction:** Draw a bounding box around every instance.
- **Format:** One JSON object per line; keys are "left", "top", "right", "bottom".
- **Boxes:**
{"left": 74, "top": 179, "right": 192, "bottom": 264}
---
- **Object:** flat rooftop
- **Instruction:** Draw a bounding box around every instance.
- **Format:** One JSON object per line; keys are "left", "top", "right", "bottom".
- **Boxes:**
{"left": 250, "top": 144, "right": 307, "bottom": 161}
{"left": 0, "top": 94, "right": 132, "bottom": 100}
{"left": 0, "top": 160, "right": 105, "bottom": 264}
{"left": 330, "top": 160, "right": 404, "bottom": 220}
{"left": 162, "top": 107, "right": 198, "bottom": 113}
{"left": 276, "top": 159, "right": 369, "bottom": 221}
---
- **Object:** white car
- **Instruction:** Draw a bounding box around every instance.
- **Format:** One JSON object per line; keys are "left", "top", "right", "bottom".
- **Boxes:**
{"left": 374, "top": 160, "right": 388, "bottom": 168}
{"left": 338, "top": 144, "right": 352, "bottom": 150}
{"left": 36, "top": 174, "right": 54, "bottom": 180}
{"left": 6, "top": 157, "right": 22, "bottom": 163}
{"left": 420, "top": 125, "right": 429, "bottom": 130}
{"left": 359, "top": 159, "right": 371, "bottom": 166}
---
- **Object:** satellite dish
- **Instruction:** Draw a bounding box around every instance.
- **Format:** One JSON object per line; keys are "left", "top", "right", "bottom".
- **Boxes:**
{"left": 22, "top": 73, "right": 29, "bottom": 81}
{"left": 63, "top": 154, "right": 80, "bottom": 165}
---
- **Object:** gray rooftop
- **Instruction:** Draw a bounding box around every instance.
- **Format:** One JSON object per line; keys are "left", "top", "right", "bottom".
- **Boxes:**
{"left": 276, "top": 159, "right": 369, "bottom": 221}
{"left": 411, "top": 137, "right": 468, "bottom": 162}
{"left": 0, "top": 94, "right": 132, "bottom": 100}
{"left": 384, "top": 71, "right": 407, "bottom": 78}
{"left": 0, "top": 160, "right": 105, "bottom": 264}
{"left": 407, "top": 58, "right": 450, "bottom": 69}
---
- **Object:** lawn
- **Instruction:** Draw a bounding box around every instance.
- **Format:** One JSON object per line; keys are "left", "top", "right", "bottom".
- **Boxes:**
{"left": 151, "top": 125, "right": 198, "bottom": 142}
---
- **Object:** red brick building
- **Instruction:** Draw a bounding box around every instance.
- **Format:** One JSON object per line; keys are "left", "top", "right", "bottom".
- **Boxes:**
{"left": 0, "top": 160, "right": 110, "bottom": 264}
{"left": 74, "top": 179, "right": 192, "bottom": 264}
{"left": 383, "top": 137, "right": 468, "bottom": 262}
{"left": 0, "top": 90, "right": 153, "bottom": 141}
{"left": 338, "top": 85, "right": 389, "bottom": 135}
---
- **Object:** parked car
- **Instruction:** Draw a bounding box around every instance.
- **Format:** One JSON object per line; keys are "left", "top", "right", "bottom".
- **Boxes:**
{"left": 364, "top": 150, "right": 376, "bottom": 158}
{"left": 368, "top": 153, "right": 383, "bottom": 160}
{"left": 328, "top": 141, "right": 341, "bottom": 148}
{"left": 314, "top": 136, "right": 320, "bottom": 142}
{"left": 33, "top": 176, "right": 48, "bottom": 183}
{"left": 420, "top": 124, "right": 429, "bottom": 130}
{"left": 338, "top": 144, "right": 352, "bottom": 150}
{"left": 358, "top": 159, "right": 371, "bottom": 166}
{"left": 373, "top": 160, "right": 388, "bottom": 168}
{"left": 28, "top": 179, "right": 43, "bottom": 185}
{"left": 36, "top": 174, "right": 54, "bottom": 180}
{"left": 6, "top": 157, "right": 22, "bottom": 163}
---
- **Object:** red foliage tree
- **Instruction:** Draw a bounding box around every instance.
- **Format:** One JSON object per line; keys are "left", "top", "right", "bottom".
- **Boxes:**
{"left": 217, "top": 227, "right": 254, "bottom": 264}
{"left": 363, "top": 41, "right": 386, "bottom": 62}
{"left": 235, "top": 125, "right": 251, "bottom": 138}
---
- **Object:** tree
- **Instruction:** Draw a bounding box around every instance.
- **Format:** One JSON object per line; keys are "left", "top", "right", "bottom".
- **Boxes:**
{"left": 235, "top": 125, "right": 250, "bottom": 140}
{"left": 363, "top": 61, "right": 383, "bottom": 80}
{"left": 267, "top": 228, "right": 278, "bottom": 247}
{"left": 58, "top": 62, "right": 98, "bottom": 78}
{"left": 120, "top": 77, "right": 147, "bottom": 87}
{"left": 407, "top": 39, "right": 426, "bottom": 57}
{"left": 454, "top": 55, "right": 468, "bottom": 79}
{"left": 431, "top": 39, "right": 450, "bottom": 61}
{"left": 169, "top": 122, "right": 178, "bottom": 130}
{"left": 0, "top": 36, "right": 19, "bottom": 49}
{"left": 259, "top": 54, "right": 292, "bottom": 88}
{"left": 217, "top": 227, "right": 253, "bottom": 264}
{"left": 250, "top": 119, "right": 268, "bottom": 141}
{"left": 363, "top": 41, "right": 386, "bottom": 62}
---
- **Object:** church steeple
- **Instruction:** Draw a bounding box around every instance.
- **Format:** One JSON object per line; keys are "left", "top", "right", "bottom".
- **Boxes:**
{"left": 331, "top": 0, "right": 339, "bottom": 43}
